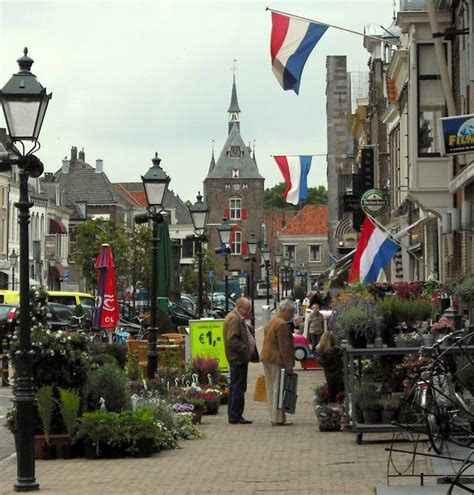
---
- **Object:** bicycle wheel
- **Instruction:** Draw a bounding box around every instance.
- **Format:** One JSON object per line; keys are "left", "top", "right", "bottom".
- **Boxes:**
{"left": 424, "top": 388, "right": 445, "bottom": 454}
{"left": 449, "top": 392, "right": 473, "bottom": 447}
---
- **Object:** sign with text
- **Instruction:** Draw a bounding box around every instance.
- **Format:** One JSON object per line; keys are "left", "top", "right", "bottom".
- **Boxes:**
{"left": 440, "top": 114, "right": 474, "bottom": 155}
{"left": 189, "top": 320, "right": 229, "bottom": 372}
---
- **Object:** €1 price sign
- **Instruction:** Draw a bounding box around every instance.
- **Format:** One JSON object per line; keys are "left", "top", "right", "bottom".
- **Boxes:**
{"left": 189, "top": 320, "right": 229, "bottom": 373}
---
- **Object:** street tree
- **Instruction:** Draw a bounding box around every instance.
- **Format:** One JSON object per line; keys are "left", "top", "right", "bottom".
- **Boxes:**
{"left": 264, "top": 182, "right": 327, "bottom": 210}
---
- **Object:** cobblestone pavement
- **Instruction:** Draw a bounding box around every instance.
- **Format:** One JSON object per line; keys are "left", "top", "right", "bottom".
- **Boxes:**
{"left": 0, "top": 329, "right": 433, "bottom": 495}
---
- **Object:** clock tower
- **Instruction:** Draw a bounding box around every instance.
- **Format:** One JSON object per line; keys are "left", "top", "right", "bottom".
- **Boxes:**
{"left": 204, "top": 75, "right": 265, "bottom": 284}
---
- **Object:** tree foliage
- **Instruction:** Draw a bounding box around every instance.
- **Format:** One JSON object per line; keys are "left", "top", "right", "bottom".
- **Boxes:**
{"left": 264, "top": 182, "right": 328, "bottom": 210}
{"left": 180, "top": 249, "right": 215, "bottom": 295}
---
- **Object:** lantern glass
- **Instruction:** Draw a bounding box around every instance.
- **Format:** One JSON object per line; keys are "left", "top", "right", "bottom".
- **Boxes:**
{"left": 9, "top": 250, "right": 18, "bottom": 268}
{"left": 247, "top": 233, "right": 258, "bottom": 256}
{"left": 283, "top": 255, "right": 290, "bottom": 267}
{"left": 261, "top": 244, "right": 271, "bottom": 263}
{"left": 189, "top": 193, "right": 209, "bottom": 234}
{"left": 217, "top": 217, "right": 232, "bottom": 245}
{"left": 274, "top": 249, "right": 282, "bottom": 264}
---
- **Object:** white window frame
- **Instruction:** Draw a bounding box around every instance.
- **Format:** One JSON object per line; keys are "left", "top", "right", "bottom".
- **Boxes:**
{"left": 308, "top": 244, "right": 321, "bottom": 263}
{"left": 231, "top": 230, "right": 242, "bottom": 255}
{"left": 229, "top": 197, "right": 241, "bottom": 220}
{"left": 284, "top": 245, "right": 296, "bottom": 263}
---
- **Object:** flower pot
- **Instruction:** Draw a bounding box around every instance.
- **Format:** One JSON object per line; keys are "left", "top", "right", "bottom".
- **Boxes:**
{"left": 60, "top": 444, "right": 76, "bottom": 459}
{"left": 103, "top": 442, "right": 127, "bottom": 458}
{"left": 348, "top": 331, "right": 367, "bottom": 349}
{"left": 362, "top": 409, "right": 380, "bottom": 424}
{"left": 192, "top": 407, "right": 203, "bottom": 424}
{"left": 422, "top": 334, "right": 435, "bottom": 347}
{"left": 34, "top": 434, "right": 69, "bottom": 459}
{"left": 41, "top": 443, "right": 57, "bottom": 460}
{"left": 84, "top": 440, "right": 101, "bottom": 459}
{"left": 382, "top": 327, "right": 396, "bottom": 347}
{"left": 132, "top": 438, "right": 155, "bottom": 458}
{"left": 381, "top": 409, "right": 397, "bottom": 424}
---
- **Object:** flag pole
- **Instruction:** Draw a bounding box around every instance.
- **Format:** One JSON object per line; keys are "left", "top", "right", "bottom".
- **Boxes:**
{"left": 266, "top": 7, "right": 385, "bottom": 43}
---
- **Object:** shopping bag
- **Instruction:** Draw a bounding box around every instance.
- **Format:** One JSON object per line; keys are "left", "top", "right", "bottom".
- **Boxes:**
{"left": 253, "top": 375, "right": 267, "bottom": 402}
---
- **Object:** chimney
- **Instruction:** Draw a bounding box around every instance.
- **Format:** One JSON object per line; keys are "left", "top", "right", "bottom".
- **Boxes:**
{"left": 62, "top": 156, "right": 70, "bottom": 173}
{"left": 71, "top": 146, "right": 77, "bottom": 160}
{"left": 78, "top": 148, "right": 85, "bottom": 161}
{"left": 95, "top": 159, "right": 103, "bottom": 173}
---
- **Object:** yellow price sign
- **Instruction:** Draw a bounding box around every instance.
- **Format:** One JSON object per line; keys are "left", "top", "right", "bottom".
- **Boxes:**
{"left": 189, "top": 319, "right": 229, "bottom": 373}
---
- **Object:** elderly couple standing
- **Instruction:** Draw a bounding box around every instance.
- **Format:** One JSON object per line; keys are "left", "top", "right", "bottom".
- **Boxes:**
{"left": 223, "top": 297, "right": 295, "bottom": 426}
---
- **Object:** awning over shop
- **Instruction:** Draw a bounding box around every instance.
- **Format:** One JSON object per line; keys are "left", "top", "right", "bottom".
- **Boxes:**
{"left": 49, "top": 218, "right": 67, "bottom": 234}
{"left": 51, "top": 262, "right": 65, "bottom": 278}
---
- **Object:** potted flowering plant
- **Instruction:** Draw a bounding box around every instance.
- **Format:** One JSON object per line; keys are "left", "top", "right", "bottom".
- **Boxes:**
{"left": 430, "top": 316, "right": 454, "bottom": 342}
{"left": 393, "top": 331, "right": 422, "bottom": 347}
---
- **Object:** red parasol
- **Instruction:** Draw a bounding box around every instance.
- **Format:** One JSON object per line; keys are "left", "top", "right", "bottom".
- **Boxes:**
{"left": 93, "top": 244, "right": 120, "bottom": 333}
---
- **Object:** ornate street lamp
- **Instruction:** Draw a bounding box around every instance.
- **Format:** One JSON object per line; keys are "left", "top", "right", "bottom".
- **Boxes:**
{"left": 9, "top": 249, "right": 18, "bottom": 291}
{"left": 246, "top": 232, "right": 258, "bottom": 327}
{"left": 47, "top": 254, "right": 56, "bottom": 290}
{"left": 261, "top": 243, "right": 271, "bottom": 305}
{"left": 135, "top": 153, "right": 170, "bottom": 380}
{"left": 0, "top": 47, "right": 52, "bottom": 492}
{"left": 274, "top": 248, "right": 282, "bottom": 303}
{"left": 216, "top": 217, "right": 232, "bottom": 314}
{"left": 189, "top": 192, "right": 209, "bottom": 318}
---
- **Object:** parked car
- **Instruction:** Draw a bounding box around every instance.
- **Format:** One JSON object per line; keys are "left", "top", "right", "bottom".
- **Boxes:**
{"left": 294, "top": 309, "right": 333, "bottom": 362}
{"left": 1, "top": 302, "right": 88, "bottom": 336}
{"left": 210, "top": 294, "right": 236, "bottom": 318}
{"left": 180, "top": 294, "right": 198, "bottom": 317}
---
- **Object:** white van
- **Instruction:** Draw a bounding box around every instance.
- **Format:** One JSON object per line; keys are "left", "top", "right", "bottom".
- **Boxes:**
{"left": 255, "top": 282, "right": 268, "bottom": 298}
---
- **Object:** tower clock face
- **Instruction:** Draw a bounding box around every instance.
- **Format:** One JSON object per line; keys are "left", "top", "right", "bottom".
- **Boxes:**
{"left": 230, "top": 146, "right": 241, "bottom": 158}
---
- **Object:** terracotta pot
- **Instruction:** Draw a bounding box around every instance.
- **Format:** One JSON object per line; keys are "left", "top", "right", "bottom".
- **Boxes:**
{"left": 34, "top": 434, "right": 69, "bottom": 459}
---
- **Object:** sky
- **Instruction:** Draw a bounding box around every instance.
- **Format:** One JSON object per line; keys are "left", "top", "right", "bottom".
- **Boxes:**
{"left": 0, "top": 0, "right": 396, "bottom": 204}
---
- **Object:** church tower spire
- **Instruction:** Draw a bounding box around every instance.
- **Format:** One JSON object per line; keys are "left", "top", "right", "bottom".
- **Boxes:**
{"left": 228, "top": 61, "right": 241, "bottom": 134}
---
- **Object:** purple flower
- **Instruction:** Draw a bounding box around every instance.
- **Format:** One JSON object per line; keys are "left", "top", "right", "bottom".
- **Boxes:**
{"left": 172, "top": 403, "right": 195, "bottom": 413}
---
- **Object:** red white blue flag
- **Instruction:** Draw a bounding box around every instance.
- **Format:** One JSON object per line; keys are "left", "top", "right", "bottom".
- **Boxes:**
{"left": 349, "top": 217, "right": 400, "bottom": 284}
{"left": 274, "top": 155, "right": 312, "bottom": 205}
{"left": 270, "top": 11, "right": 328, "bottom": 94}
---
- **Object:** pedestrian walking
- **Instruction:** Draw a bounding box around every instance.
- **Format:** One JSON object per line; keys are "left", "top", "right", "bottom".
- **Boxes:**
{"left": 307, "top": 303, "right": 324, "bottom": 352}
{"left": 261, "top": 298, "right": 295, "bottom": 426}
{"left": 223, "top": 297, "right": 259, "bottom": 424}
{"left": 315, "top": 331, "right": 344, "bottom": 403}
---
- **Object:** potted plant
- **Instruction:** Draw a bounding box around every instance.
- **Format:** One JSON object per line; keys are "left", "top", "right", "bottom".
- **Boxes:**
{"left": 393, "top": 331, "right": 422, "bottom": 348}
{"left": 315, "top": 404, "right": 343, "bottom": 431}
{"left": 359, "top": 398, "right": 381, "bottom": 424}
{"left": 58, "top": 388, "right": 81, "bottom": 458}
{"left": 332, "top": 303, "right": 384, "bottom": 348}
{"left": 127, "top": 407, "right": 159, "bottom": 457}
{"left": 77, "top": 411, "right": 117, "bottom": 458}
{"left": 430, "top": 316, "right": 454, "bottom": 342}
{"left": 379, "top": 396, "right": 400, "bottom": 424}
{"left": 454, "top": 275, "right": 474, "bottom": 306}
{"left": 36, "top": 386, "right": 56, "bottom": 459}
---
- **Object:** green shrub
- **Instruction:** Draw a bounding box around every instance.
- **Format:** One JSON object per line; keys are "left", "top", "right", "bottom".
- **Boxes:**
{"left": 85, "top": 362, "right": 131, "bottom": 413}
{"left": 36, "top": 386, "right": 54, "bottom": 444}
{"left": 89, "top": 342, "right": 127, "bottom": 369}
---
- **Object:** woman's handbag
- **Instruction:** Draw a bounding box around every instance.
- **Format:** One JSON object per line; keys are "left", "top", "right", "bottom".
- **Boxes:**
{"left": 253, "top": 375, "right": 267, "bottom": 402}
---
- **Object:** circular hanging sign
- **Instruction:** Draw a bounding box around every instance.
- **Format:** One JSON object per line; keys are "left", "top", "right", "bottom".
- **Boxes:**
{"left": 360, "top": 189, "right": 388, "bottom": 217}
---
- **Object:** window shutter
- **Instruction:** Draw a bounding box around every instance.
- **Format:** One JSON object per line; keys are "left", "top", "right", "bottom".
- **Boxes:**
{"left": 242, "top": 243, "right": 248, "bottom": 255}
{"left": 230, "top": 224, "right": 237, "bottom": 242}
{"left": 241, "top": 208, "right": 247, "bottom": 220}
{"left": 224, "top": 208, "right": 230, "bottom": 218}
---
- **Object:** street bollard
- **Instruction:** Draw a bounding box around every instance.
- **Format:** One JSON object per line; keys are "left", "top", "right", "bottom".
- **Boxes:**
{"left": 1, "top": 338, "right": 9, "bottom": 387}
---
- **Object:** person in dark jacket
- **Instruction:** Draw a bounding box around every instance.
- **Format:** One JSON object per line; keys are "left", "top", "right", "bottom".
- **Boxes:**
{"left": 223, "top": 297, "right": 259, "bottom": 424}
{"left": 315, "top": 331, "right": 344, "bottom": 403}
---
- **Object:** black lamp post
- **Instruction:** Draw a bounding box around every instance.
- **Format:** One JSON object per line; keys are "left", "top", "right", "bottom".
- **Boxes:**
{"left": 274, "top": 249, "right": 282, "bottom": 303}
{"left": 282, "top": 255, "right": 290, "bottom": 298}
{"left": 0, "top": 48, "right": 52, "bottom": 492}
{"left": 216, "top": 217, "right": 232, "bottom": 314}
{"left": 135, "top": 152, "right": 170, "bottom": 380}
{"left": 261, "top": 243, "right": 271, "bottom": 306}
{"left": 189, "top": 192, "right": 209, "bottom": 318}
{"left": 246, "top": 232, "right": 258, "bottom": 327}
{"left": 9, "top": 249, "right": 18, "bottom": 291}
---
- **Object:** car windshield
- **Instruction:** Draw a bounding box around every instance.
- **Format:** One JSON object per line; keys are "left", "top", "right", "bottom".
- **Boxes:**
{"left": 0, "top": 305, "right": 15, "bottom": 319}
{"left": 80, "top": 296, "right": 94, "bottom": 311}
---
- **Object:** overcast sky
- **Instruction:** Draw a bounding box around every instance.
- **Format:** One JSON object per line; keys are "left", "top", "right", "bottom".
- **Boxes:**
{"left": 0, "top": 0, "right": 396, "bottom": 203}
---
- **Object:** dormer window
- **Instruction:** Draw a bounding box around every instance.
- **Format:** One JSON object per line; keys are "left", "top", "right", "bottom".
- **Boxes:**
{"left": 230, "top": 146, "right": 241, "bottom": 158}
{"left": 232, "top": 169, "right": 239, "bottom": 179}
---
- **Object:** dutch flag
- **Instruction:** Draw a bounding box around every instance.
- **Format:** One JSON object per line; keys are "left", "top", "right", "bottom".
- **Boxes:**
{"left": 349, "top": 217, "right": 400, "bottom": 285}
{"left": 270, "top": 11, "right": 328, "bottom": 94}
{"left": 274, "top": 155, "right": 312, "bottom": 205}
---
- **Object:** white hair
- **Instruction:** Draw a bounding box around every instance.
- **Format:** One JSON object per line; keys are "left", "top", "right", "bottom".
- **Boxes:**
{"left": 279, "top": 299, "right": 296, "bottom": 313}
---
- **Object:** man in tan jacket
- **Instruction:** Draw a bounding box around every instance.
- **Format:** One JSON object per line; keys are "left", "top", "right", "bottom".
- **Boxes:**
{"left": 223, "top": 297, "right": 259, "bottom": 424}
{"left": 261, "top": 299, "right": 295, "bottom": 426}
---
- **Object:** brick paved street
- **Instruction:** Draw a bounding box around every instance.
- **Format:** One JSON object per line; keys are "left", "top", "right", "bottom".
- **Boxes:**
{"left": 0, "top": 329, "right": 433, "bottom": 495}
